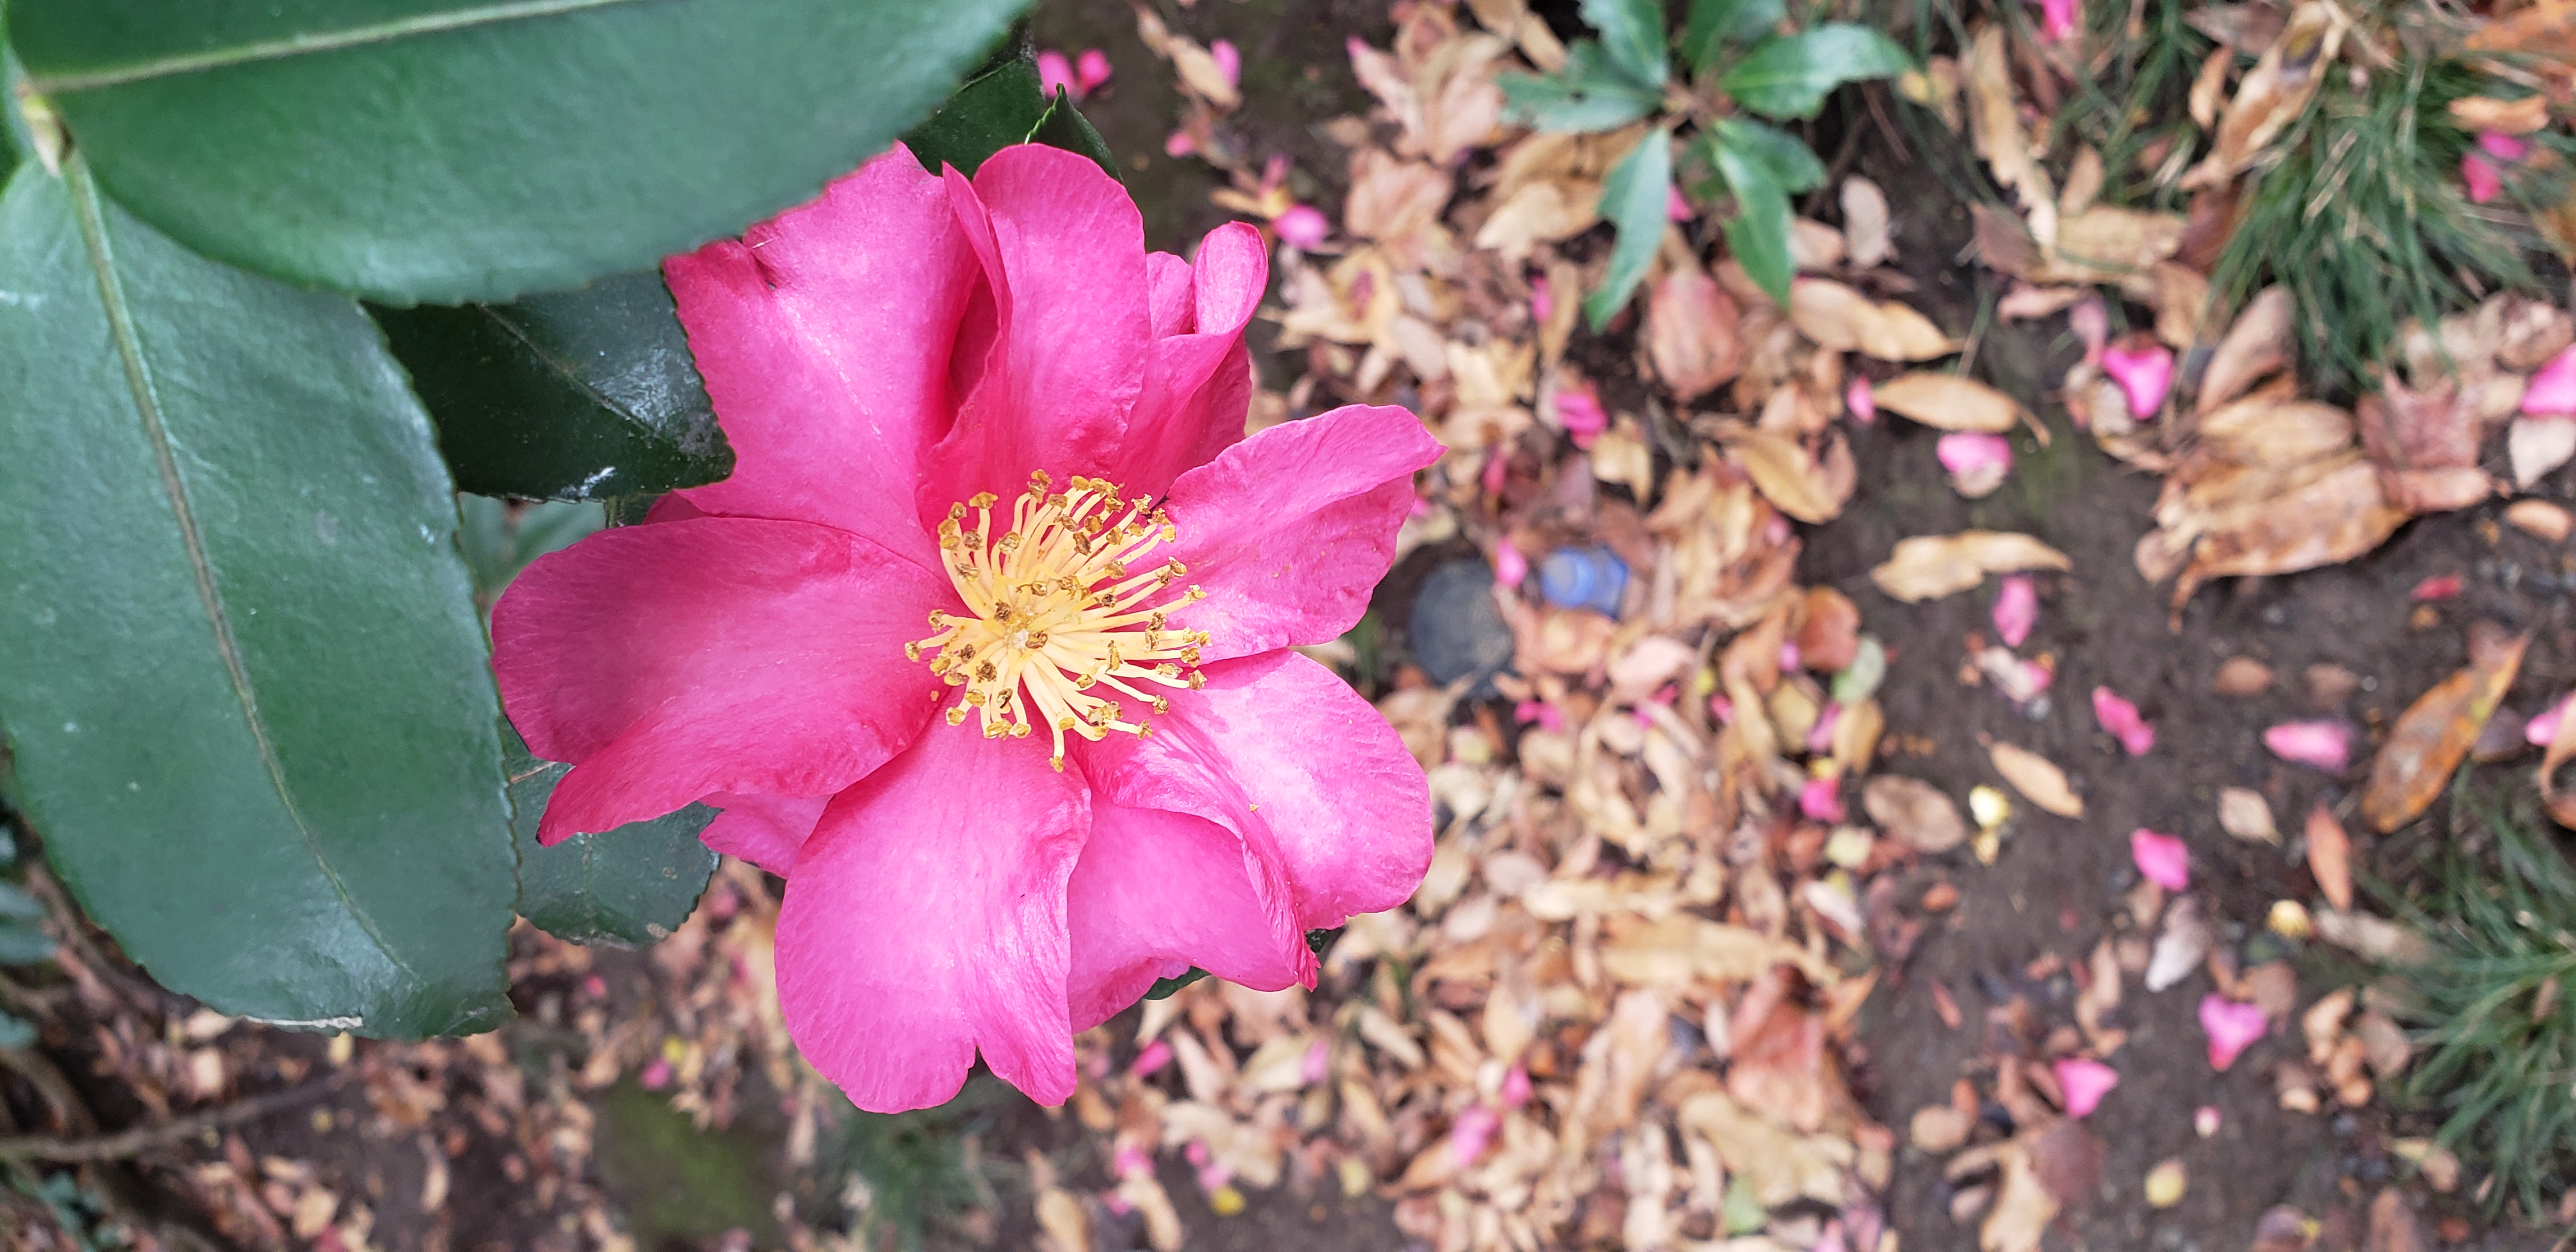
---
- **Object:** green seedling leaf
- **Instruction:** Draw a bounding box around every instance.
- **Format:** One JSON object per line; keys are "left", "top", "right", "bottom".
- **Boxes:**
{"left": 1583, "top": 126, "right": 1675, "bottom": 329}
{"left": 1581, "top": 0, "right": 1669, "bottom": 89}
{"left": 1499, "top": 42, "right": 1662, "bottom": 133}
{"left": 507, "top": 735, "right": 717, "bottom": 949}
{"left": 0, "top": 159, "right": 518, "bottom": 1037}
{"left": 1713, "top": 117, "right": 1827, "bottom": 192}
{"left": 6, "top": 0, "right": 1028, "bottom": 303}
{"left": 1682, "top": 0, "right": 1788, "bottom": 74}
{"left": 1719, "top": 24, "right": 1914, "bottom": 119}
{"left": 376, "top": 271, "right": 731, "bottom": 503}
{"left": 1713, "top": 128, "right": 1797, "bottom": 307}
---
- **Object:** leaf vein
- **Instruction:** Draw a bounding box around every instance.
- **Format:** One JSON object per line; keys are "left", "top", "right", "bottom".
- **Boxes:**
{"left": 32, "top": 0, "right": 647, "bottom": 94}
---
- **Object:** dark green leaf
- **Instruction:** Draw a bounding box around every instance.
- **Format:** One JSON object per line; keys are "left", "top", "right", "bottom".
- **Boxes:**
{"left": 1030, "top": 88, "right": 1120, "bottom": 178}
{"left": 457, "top": 496, "right": 604, "bottom": 615}
{"left": 0, "top": 160, "right": 517, "bottom": 1037}
{"left": 507, "top": 735, "right": 716, "bottom": 948}
{"left": 1581, "top": 0, "right": 1669, "bottom": 89}
{"left": 0, "top": 923, "right": 53, "bottom": 965}
{"left": 903, "top": 54, "right": 1049, "bottom": 177}
{"left": 1713, "top": 129, "right": 1796, "bottom": 306}
{"left": 1583, "top": 126, "right": 1674, "bottom": 329}
{"left": 1682, "top": 0, "right": 1788, "bottom": 74}
{"left": 1712, "top": 117, "right": 1826, "bottom": 192}
{"left": 375, "top": 272, "right": 732, "bottom": 503}
{"left": 1499, "top": 42, "right": 1662, "bottom": 134}
{"left": 8, "top": 0, "right": 1029, "bottom": 303}
{"left": 1718, "top": 24, "right": 1914, "bottom": 119}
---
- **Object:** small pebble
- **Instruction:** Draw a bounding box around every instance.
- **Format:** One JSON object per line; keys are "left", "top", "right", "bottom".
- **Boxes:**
{"left": 2144, "top": 1159, "right": 2188, "bottom": 1207}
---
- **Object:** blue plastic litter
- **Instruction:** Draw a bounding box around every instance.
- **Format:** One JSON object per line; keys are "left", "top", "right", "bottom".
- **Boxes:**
{"left": 1537, "top": 544, "right": 1628, "bottom": 617}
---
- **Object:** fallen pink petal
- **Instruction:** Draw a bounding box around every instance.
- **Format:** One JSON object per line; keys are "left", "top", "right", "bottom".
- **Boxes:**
{"left": 2464, "top": 152, "right": 2506, "bottom": 204}
{"left": 1993, "top": 574, "right": 2037, "bottom": 648}
{"left": 1076, "top": 47, "right": 1115, "bottom": 96}
{"left": 494, "top": 144, "right": 1440, "bottom": 1113}
{"left": 2264, "top": 721, "right": 2353, "bottom": 772}
{"left": 1211, "top": 39, "right": 1242, "bottom": 91}
{"left": 1800, "top": 776, "right": 1846, "bottom": 823}
{"left": 1273, "top": 203, "right": 1331, "bottom": 249}
{"left": 1494, "top": 537, "right": 1529, "bottom": 589}
{"left": 1131, "top": 1039, "right": 1174, "bottom": 1078}
{"left": 2037, "top": 0, "right": 2079, "bottom": 41}
{"left": 2094, "top": 686, "right": 2156, "bottom": 756}
{"left": 1937, "top": 431, "right": 2013, "bottom": 477}
{"left": 1501, "top": 1064, "right": 1533, "bottom": 1109}
{"left": 2409, "top": 572, "right": 2463, "bottom": 601}
{"left": 2527, "top": 692, "right": 2573, "bottom": 747}
{"left": 1556, "top": 383, "right": 1608, "bottom": 449}
{"left": 2527, "top": 345, "right": 2576, "bottom": 416}
{"left": 2101, "top": 340, "right": 2175, "bottom": 419}
{"left": 2200, "top": 995, "right": 2269, "bottom": 1071}
{"left": 1846, "top": 376, "right": 1876, "bottom": 424}
{"left": 2053, "top": 1057, "right": 2120, "bottom": 1117}
{"left": 2479, "top": 130, "right": 2531, "bottom": 161}
{"left": 1036, "top": 49, "right": 1077, "bottom": 101}
{"left": 1667, "top": 186, "right": 1694, "bottom": 222}
{"left": 1450, "top": 1104, "right": 1501, "bottom": 1167}
{"left": 2131, "top": 828, "right": 2190, "bottom": 891}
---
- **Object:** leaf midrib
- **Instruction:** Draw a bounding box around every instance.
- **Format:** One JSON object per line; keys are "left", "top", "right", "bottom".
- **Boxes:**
{"left": 66, "top": 158, "right": 420, "bottom": 996}
{"left": 27, "top": 0, "right": 647, "bottom": 94}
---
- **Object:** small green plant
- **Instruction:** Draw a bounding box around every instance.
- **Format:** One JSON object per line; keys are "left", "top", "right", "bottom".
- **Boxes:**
{"left": 820, "top": 1080, "right": 1014, "bottom": 1251}
{"left": 1499, "top": 0, "right": 1915, "bottom": 322}
{"left": 2400, "top": 795, "right": 2576, "bottom": 1218}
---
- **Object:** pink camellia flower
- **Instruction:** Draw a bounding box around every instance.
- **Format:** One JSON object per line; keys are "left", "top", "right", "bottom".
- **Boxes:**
{"left": 1993, "top": 574, "right": 2037, "bottom": 647}
{"left": 2092, "top": 685, "right": 2155, "bottom": 756}
{"left": 2051, "top": 1057, "right": 2119, "bottom": 1117}
{"left": 2130, "top": 828, "right": 2189, "bottom": 891}
{"left": 2199, "top": 995, "right": 2268, "bottom": 1071}
{"left": 1076, "top": 49, "right": 1116, "bottom": 96}
{"left": 493, "top": 145, "right": 1441, "bottom": 1113}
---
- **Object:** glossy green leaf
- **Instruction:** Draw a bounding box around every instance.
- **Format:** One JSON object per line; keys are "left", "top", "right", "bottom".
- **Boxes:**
{"left": 457, "top": 495, "right": 604, "bottom": 615}
{"left": 1583, "top": 127, "right": 1675, "bottom": 330}
{"left": 1713, "top": 117, "right": 1827, "bottom": 192}
{"left": 1581, "top": 0, "right": 1669, "bottom": 89}
{"left": 1682, "top": 0, "right": 1788, "bottom": 73}
{"left": 904, "top": 54, "right": 1050, "bottom": 177}
{"left": 1719, "top": 24, "right": 1915, "bottom": 119}
{"left": 1499, "top": 42, "right": 1662, "bottom": 134}
{"left": 7, "top": 0, "right": 1029, "bottom": 303}
{"left": 1713, "top": 128, "right": 1797, "bottom": 307}
{"left": 1031, "top": 88, "right": 1120, "bottom": 179}
{"left": 375, "top": 271, "right": 732, "bottom": 503}
{"left": 507, "top": 737, "right": 716, "bottom": 948}
{"left": 0, "top": 160, "right": 517, "bottom": 1037}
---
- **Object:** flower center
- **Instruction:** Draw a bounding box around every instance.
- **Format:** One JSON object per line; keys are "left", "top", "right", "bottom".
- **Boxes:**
{"left": 907, "top": 471, "right": 1209, "bottom": 771}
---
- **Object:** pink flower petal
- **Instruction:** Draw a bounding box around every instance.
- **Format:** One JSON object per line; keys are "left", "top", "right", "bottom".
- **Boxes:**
{"left": 1501, "top": 1064, "right": 1533, "bottom": 1108}
{"left": 2464, "top": 152, "right": 2504, "bottom": 204}
{"left": 2526, "top": 345, "right": 2576, "bottom": 416}
{"left": 2092, "top": 686, "right": 2156, "bottom": 756}
{"left": 1036, "top": 50, "right": 1077, "bottom": 100}
{"left": 1076, "top": 49, "right": 1115, "bottom": 96}
{"left": 1450, "top": 1104, "right": 1501, "bottom": 1167}
{"left": 2199, "top": 995, "right": 2269, "bottom": 1071}
{"left": 1846, "top": 377, "right": 1876, "bottom": 424}
{"left": 640, "top": 1058, "right": 673, "bottom": 1090}
{"left": 1302, "top": 1039, "right": 1333, "bottom": 1085}
{"left": 1130, "top": 1041, "right": 1173, "bottom": 1079}
{"left": 1494, "top": 537, "right": 1529, "bottom": 589}
{"left": 1556, "top": 384, "right": 1607, "bottom": 449}
{"left": 664, "top": 148, "right": 979, "bottom": 569}
{"left": 2051, "top": 1057, "right": 2119, "bottom": 1117}
{"left": 775, "top": 729, "right": 1089, "bottom": 1111}
{"left": 1210, "top": 39, "right": 1241, "bottom": 91}
{"left": 1993, "top": 574, "right": 2037, "bottom": 648}
{"left": 1273, "top": 203, "right": 1330, "bottom": 249}
{"left": 1528, "top": 273, "right": 1554, "bottom": 326}
{"left": 1066, "top": 803, "right": 1314, "bottom": 1032}
{"left": 2409, "top": 572, "right": 2463, "bottom": 601}
{"left": 2264, "top": 720, "right": 2352, "bottom": 772}
{"left": 2478, "top": 130, "right": 2530, "bottom": 161}
{"left": 1936, "top": 431, "right": 2013, "bottom": 477}
{"left": 1667, "top": 185, "right": 1694, "bottom": 222}
{"left": 493, "top": 517, "right": 950, "bottom": 843}
{"left": 1806, "top": 703, "right": 1842, "bottom": 754}
{"left": 1800, "top": 777, "right": 1846, "bottom": 823}
{"left": 2101, "top": 341, "right": 2175, "bottom": 420}
{"left": 923, "top": 148, "right": 1153, "bottom": 514}
{"left": 2528, "top": 691, "right": 2574, "bottom": 747}
{"left": 1165, "top": 129, "right": 1198, "bottom": 158}
{"left": 2071, "top": 297, "right": 2108, "bottom": 365}
{"left": 698, "top": 793, "right": 831, "bottom": 875}
{"left": 1119, "top": 222, "right": 1269, "bottom": 496}
{"left": 2130, "top": 828, "right": 2190, "bottom": 892}
{"left": 1087, "top": 652, "right": 1433, "bottom": 932}
{"left": 2041, "top": 0, "right": 2078, "bottom": 40}
{"left": 1161, "top": 404, "right": 1441, "bottom": 662}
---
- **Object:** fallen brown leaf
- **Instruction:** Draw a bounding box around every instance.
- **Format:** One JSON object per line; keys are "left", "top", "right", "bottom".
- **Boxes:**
{"left": 1991, "top": 743, "right": 2083, "bottom": 818}
{"left": 1647, "top": 265, "right": 1744, "bottom": 402}
{"left": 1865, "top": 775, "right": 1970, "bottom": 853}
{"left": 1873, "top": 531, "right": 2072, "bottom": 602}
{"left": 1789, "top": 280, "right": 1960, "bottom": 362}
{"left": 2360, "top": 632, "right": 2528, "bottom": 831}
{"left": 2198, "top": 286, "right": 2295, "bottom": 414}
{"left": 1871, "top": 372, "right": 2028, "bottom": 432}
{"left": 1721, "top": 427, "right": 1851, "bottom": 524}
{"left": 2172, "top": 457, "right": 2408, "bottom": 607}
{"left": 2306, "top": 803, "right": 2354, "bottom": 911}
{"left": 2184, "top": 3, "right": 2349, "bottom": 189}
{"left": 2220, "top": 787, "right": 2280, "bottom": 844}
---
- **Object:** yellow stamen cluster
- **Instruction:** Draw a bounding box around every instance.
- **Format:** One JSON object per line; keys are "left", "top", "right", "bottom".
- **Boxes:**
{"left": 908, "top": 471, "right": 1210, "bottom": 770}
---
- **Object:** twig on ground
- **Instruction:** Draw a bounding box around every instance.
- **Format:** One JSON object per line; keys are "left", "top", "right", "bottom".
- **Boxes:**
{"left": 0, "top": 1068, "right": 356, "bottom": 1162}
